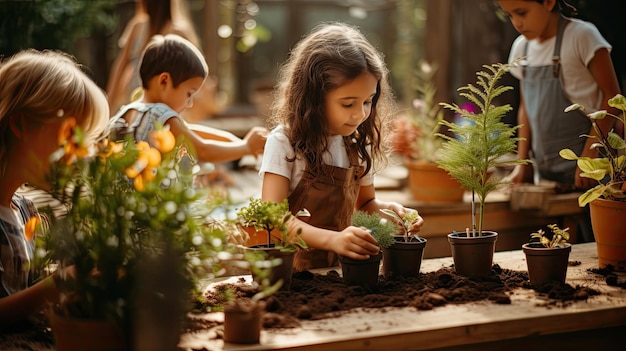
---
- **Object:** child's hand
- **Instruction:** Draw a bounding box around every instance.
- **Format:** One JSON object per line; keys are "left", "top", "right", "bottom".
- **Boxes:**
{"left": 244, "top": 126, "right": 268, "bottom": 155}
{"left": 380, "top": 205, "right": 424, "bottom": 235}
{"left": 406, "top": 210, "right": 424, "bottom": 234}
{"left": 331, "top": 226, "right": 380, "bottom": 260}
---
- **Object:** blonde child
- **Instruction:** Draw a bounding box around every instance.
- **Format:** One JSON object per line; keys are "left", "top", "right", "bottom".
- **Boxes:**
{"left": 260, "top": 22, "right": 424, "bottom": 271}
{"left": 109, "top": 34, "right": 266, "bottom": 166}
{"left": 0, "top": 49, "right": 109, "bottom": 326}
{"left": 498, "top": 0, "right": 622, "bottom": 242}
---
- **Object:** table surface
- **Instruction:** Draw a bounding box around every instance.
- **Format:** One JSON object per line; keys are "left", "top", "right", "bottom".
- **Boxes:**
{"left": 178, "top": 242, "right": 626, "bottom": 351}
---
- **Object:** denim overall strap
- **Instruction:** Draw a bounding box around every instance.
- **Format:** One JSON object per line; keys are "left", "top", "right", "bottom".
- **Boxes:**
{"left": 522, "top": 16, "right": 590, "bottom": 185}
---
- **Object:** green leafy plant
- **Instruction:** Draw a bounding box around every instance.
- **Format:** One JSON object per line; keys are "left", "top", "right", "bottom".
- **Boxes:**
{"left": 530, "top": 224, "right": 570, "bottom": 248}
{"left": 436, "top": 61, "right": 531, "bottom": 236}
{"left": 236, "top": 198, "right": 308, "bottom": 251}
{"left": 406, "top": 61, "right": 445, "bottom": 162}
{"left": 351, "top": 211, "right": 398, "bottom": 249}
{"left": 0, "top": 0, "right": 117, "bottom": 56}
{"left": 560, "top": 94, "right": 626, "bottom": 206}
{"left": 36, "top": 119, "right": 227, "bottom": 328}
{"left": 379, "top": 209, "right": 420, "bottom": 242}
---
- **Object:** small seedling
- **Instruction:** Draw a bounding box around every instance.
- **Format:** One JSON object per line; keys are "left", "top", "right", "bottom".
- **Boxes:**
{"left": 379, "top": 209, "right": 420, "bottom": 242}
{"left": 530, "top": 224, "right": 570, "bottom": 248}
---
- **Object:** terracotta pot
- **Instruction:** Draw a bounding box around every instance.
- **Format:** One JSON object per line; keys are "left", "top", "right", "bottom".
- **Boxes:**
{"left": 382, "top": 236, "right": 427, "bottom": 278}
{"left": 589, "top": 198, "right": 626, "bottom": 271}
{"left": 49, "top": 310, "right": 128, "bottom": 351}
{"left": 522, "top": 243, "right": 572, "bottom": 287}
{"left": 223, "top": 299, "right": 266, "bottom": 344}
{"left": 241, "top": 226, "right": 270, "bottom": 246}
{"left": 338, "top": 251, "right": 383, "bottom": 289}
{"left": 406, "top": 160, "right": 464, "bottom": 202}
{"left": 448, "top": 231, "right": 498, "bottom": 276}
{"left": 245, "top": 244, "right": 295, "bottom": 291}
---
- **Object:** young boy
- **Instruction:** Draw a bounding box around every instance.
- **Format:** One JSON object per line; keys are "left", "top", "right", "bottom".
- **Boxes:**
{"left": 109, "top": 34, "right": 266, "bottom": 166}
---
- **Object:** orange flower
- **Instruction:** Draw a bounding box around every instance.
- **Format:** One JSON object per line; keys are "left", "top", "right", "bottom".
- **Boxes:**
{"left": 149, "top": 129, "right": 176, "bottom": 153}
{"left": 58, "top": 117, "right": 90, "bottom": 165}
{"left": 58, "top": 117, "right": 76, "bottom": 146}
{"left": 24, "top": 216, "right": 40, "bottom": 241}
{"left": 125, "top": 153, "right": 149, "bottom": 179}
{"left": 132, "top": 173, "right": 145, "bottom": 191}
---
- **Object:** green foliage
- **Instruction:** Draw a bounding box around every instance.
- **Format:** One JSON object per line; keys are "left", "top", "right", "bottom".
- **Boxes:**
{"left": 560, "top": 94, "right": 626, "bottom": 206}
{"left": 407, "top": 61, "right": 445, "bottom": 162}
{"left": 236, "top": 198, "right": 308, "bottom": 251}
{"left": 37, "top": 126, "right": 227, "bottom": 324}
{"left": 530, "top": 224, "right": 570, "bottom": 248}
{"left": 244, "top": 249, "right": 283, "bottom": 302}
{"left": 0, "top": 0, "right": 118, "bottom": 56}
{"left": 351, "top": 211, "right": 397, "bottom": 249}
{"left": 436, "top": 61, "right": 531, "bottom": 235}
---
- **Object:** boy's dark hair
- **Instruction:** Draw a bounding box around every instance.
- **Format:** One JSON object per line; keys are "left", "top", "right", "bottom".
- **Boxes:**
{"left": 138, "top": 34, "right": 208, "bottom": 88}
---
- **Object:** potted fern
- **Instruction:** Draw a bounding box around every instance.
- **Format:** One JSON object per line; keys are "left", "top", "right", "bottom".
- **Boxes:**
{"left": 395, "top": 61, "right": 465, "bottom": 202}
{"left": 340, "top": 211, "right": 396, "bottom": 289}
{"left": 436, "top": 61, "right": 531, "bottom": 276}
{"left": 522, "top": 224, "right": 572, "bottom": 288}
{"left": 560, "top": 94, "right": 626, "bottom": 271}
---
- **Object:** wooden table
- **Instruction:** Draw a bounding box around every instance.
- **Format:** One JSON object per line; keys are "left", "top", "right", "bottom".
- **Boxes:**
{"left": 179, "top": 242, "right": 626, "bottom": 351}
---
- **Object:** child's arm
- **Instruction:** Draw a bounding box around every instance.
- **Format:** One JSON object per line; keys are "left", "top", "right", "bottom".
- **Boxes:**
{"left": 0, "top": 275, "right": 57, "bottom": 327}
{"left": 356, "top": 184, "right": 424, "bottom": 234}
{"left": 167, "top": 118, "right": 266, "bottom": 163}
{"left": 261, "top": 172, "right": 380, "bottom": 259}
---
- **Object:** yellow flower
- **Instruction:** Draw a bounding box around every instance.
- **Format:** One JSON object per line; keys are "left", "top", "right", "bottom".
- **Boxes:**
{"left": 149, "top": 129, "right": 176, "bottom": 153}
{"left": 125, "top": 144, "right": 164, "bottom": 190}
{"left": 24, "top": 216, "right": 40, "bottom": 241}
{"left": 58, "top": 117, "right": 90, "bottom": 165}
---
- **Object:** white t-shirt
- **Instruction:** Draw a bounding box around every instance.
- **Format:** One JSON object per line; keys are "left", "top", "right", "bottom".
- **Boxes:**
{"left": 508, "top": 18, "right": 611, "bottom": 112}
{"left": 259, "top": 126, "right": 374, "bottom": 193}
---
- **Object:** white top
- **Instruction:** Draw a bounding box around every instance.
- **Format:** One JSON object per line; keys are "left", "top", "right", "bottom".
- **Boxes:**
{"left": 508, "top": 18, "right": 612, "bottom": 112}
{"left": 259, "top": 126, "right": 374, "bottom": 193}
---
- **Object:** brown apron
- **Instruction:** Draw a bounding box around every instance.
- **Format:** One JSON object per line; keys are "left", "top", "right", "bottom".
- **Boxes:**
{"left": 288, "top": 138, "right": 364, "bottom": 271}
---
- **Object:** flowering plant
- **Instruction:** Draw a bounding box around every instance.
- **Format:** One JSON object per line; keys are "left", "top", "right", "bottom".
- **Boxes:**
{"left": 394, "top": 61, "right": 445, "bottom": 162}
{"left": 35, "top": 118, "right": 228, "bottom": 328}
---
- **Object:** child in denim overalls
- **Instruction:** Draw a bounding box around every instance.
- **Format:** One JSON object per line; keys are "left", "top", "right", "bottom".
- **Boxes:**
{"left": 260, "top": 23, "right": 425, "bottom": 271}
{"left": 498, "top": 0, "right": 621, "bottom": 241}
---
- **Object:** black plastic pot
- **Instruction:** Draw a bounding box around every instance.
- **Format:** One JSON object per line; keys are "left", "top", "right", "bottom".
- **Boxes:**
{"left": 448, "top": 231, "right": 498, "bottom": 276}
{"left": 338, "top": 251, "right": 383, "bottom": 289}
{"left": 382, "top": 236, "right": 427, "bottom": 278}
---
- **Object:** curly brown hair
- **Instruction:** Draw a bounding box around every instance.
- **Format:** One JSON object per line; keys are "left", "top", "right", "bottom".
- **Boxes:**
{"left": 269, "top": 22, "right": 396, "bottom": 180}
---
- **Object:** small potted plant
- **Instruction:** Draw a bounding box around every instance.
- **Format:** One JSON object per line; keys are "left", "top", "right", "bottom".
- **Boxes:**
{"left": 379, "top": 209, "right": 427, "bottom": 278}
{"left": 236, "top": 198, "right": 308, "bottom": 291}
{"left": 522, "top": 224, "right": 572, "bottom": 287}
{"left": 341, "top": 211, "right": 397, "bottom": 289}
{"left": 436, "top": 61, "right": 531, "bottom": 276}
{"left": 222, "top": 249, "right": 282, "bottom": 345}
{"left": 395, "top": 61, "right": 465, "bottom": 202}
{"left": 560, "top": 95, "right": 626, "bottom": 270}
{"left": 36, "top": 121, "right": 227, "bottom": 350}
